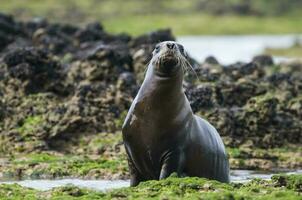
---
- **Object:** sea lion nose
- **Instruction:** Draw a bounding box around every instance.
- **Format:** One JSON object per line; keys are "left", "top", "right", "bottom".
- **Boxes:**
{"left": 166, "top": 43, "right": 175, "bottom": 49}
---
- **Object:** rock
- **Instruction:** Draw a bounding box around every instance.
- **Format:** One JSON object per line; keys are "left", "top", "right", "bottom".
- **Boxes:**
{"left": 32, "top": 23, "right": 78, "bottom": 54}
{"left": 75, "top": 22, "right": 131, "bottom": 44}
{"left": 252, "top": 54, "right": 274, "bottom": 66}
{"left": 130, "top": 29, "right": 175, "bottom": 48}
{"left": 75, "top": 22, "right": 104, "bottom": 43}
{"left": 22, "top": 17, "right": 48, "bottom": 35}
{"left": 131, "top": 47, "right": 153, "bottom": 83}
{"left": 223, "top": 62, "right": 265, "bottom": 80}
{"left": 116, "top": 72, "right": 138, "bottom": 97}
{"left": 185, "top": 84, "right": 214, "bottom": 112}
{"left": 204, "top": 56, "right": 219, "bottom": 65}
{"left": 0, "top": 90, "right": 5, "bottom": 121}
{"left": 0, "top": 13, "right": 23, "bottom": 51}
{"left": 272, "top": 174, "right": 302, "bottom": 192}
{"left": 2, "top": 47, "right": 65, "bottom": 95}
{"left": 67, "top": 42, "right": 133, "bottom": 84}
{"left": 215, "top": 79, "right": 266, "bottom": 107}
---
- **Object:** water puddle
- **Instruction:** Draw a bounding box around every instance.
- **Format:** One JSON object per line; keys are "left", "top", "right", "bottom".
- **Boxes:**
{"left": 230, "top": 169, "right": 301, "bottom": 183}
{"left": 0, "top": 170, "right": 301, "bottom": 191}
{"left": 178, "top": 35, "right": 302, "bottom": 64}
{"left": 0, "top": 179, "right": 129, "bottom": 191}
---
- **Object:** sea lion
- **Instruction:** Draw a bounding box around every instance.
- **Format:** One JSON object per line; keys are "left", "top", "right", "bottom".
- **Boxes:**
{"left": 122, "top": 41, "right": 230, "bottom": 186}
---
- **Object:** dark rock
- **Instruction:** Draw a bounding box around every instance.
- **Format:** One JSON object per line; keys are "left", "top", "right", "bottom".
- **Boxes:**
{"left": 116, "top": 72, "right": 138, "bottom": 97}
{"left": 215, "top": 80, "right": 266, "bottom": 107}
{"left": 75, "top": 22, "right": 105, "bottom": 43}
{"left": 0, "top": 30, "right": 12, "bottom": 51}
{"left": 22, "top": 17, "right": 48, "bottom": 35}
{"left": 0, "top": 13, "right": 23, "bottom": 51}
{"left": 204, "top": 108, "right": 236, "bottom": 138}
{"left": 252, "top": 55, "right": 274, "bottom": 66}
{"left": 68, "top": 43, "right": 133, "bottom": 83}
{"left": 130, "top": 29, "right": 175, "bottom": 48}
{"left": 0, "top": 94, "right": 4, "bottom": 121}
{"left": 224, "top": 62, "right": 265, "bottom": 80}
{"left": 2, "top": 47, "right": 65, "bottom": 94}
{"left": 32, "top": 24, "right": 78, "bottom": 54}
{"left": 204, "top": 56, "right": 219, "bottom": 65}
{"left": 185, "top": 85, "right": 214, "bottom": 112}
{"left": 0, "top": 13, "right": 22, "bottom": 35}
{"left": 131, "top": 46, "right": 154, "bottom": 83}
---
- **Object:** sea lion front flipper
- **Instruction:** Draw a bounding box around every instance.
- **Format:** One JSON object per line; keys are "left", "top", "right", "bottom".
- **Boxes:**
{"left": 127, "top": 156, "right": 144, "bottom": 187}
{"left": 159, "top": 149, "right": 184, "bottom": 180}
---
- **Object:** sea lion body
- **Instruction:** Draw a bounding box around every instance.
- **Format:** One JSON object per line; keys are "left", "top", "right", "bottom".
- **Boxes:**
{"left": 122, "top": 41, "right": 230, "bottom": 186}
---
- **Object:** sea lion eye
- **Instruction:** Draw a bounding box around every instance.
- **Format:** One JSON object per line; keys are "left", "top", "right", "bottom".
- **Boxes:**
{"left": 177, "top": 44, "right": 187, "bottom": 58}
{"left": 178, "top": 44, "right": 184, "bottom": 54}
{"left": 154, "top": 45, "right": 160, "bottom": 53}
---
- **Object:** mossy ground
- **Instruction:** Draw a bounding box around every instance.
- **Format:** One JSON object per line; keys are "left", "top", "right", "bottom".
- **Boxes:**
{"left": 265, "top": 46, "right": 302, "bottom": 58}
{"left": 0, "top": 133, "right": 128, "bottom": 180}
{"left": 0, "top": 131, "right": 300, "bottom": 181}
{"left": 228, "top": 146, "right": 302, "bottom": 170}
{"left": 0, "top": 174, "right": 301, "bottom": 199}
{"left": 17, "top": 115, "right": 44, "bottom": 137}
{"left": 0, "top": 153, "right": 127, "bottom": 181}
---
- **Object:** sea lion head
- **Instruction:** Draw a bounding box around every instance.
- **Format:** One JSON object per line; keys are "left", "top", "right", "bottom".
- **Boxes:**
{"left": 151, "top": 41, "right": 188, "bottom": 77}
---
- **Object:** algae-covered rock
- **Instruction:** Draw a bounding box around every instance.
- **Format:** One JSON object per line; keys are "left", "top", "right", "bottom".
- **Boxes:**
{"left": 272, "top": 174, "right": 302, "bottom": 192}
{"left": 252, "top": 54, "right": 274, "bottom": 66}
{"left": 215, "top": 79, "right": 267, "bottom": 107}
{"left": 185, "top": 84, "right": 214, "bottom": 112}
{"left": 223, "top": 62, "right": 265, "bottom": 80}
{"left": 0, "top": 133, "right": 128, "bottom": 180}
{"left": 0, "top": 174, "right": 301, "bottom": 199}
{"left": 0, "top": 13, "right": 24, "bottom": 51}
{"left": 1, "top": 47, "right": 66, "bottom": 95}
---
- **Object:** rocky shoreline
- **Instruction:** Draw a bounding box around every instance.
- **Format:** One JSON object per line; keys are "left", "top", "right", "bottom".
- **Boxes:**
{"left": 0, "top": 133, "right": 301, "bottom": 181}
{"left": 0, "top": 12, "right": 301, "bottom": 182}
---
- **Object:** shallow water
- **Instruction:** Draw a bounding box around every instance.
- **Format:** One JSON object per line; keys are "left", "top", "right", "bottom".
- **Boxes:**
{"left": 178, "top": 35, "right": 302, "bottom": 64}
{"left": 0, "top": 170, "right": 301, "bottom": 191}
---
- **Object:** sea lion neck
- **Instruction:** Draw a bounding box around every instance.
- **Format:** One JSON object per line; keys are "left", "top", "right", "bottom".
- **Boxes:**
{"left": 131, "top": 63, "right": 190, "bottom": 127}
{"left": 138, "top": 63, "right": 184, "bottom": 102}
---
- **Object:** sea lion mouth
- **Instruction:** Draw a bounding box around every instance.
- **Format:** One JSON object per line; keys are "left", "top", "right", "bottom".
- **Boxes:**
{"left": 160, "top": 53, "right": 179, "bottom": 68}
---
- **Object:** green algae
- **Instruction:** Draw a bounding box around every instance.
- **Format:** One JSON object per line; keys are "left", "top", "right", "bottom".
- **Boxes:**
{"left": 1, "top": 153, "right": 128, "bottom": 180}
{"left": 228, "top": 146, "right": 302, "bottom": 170}
{"left": 114, "top": 111, "right": 128, "bottom": 129}
{"left": 272, "top": 174, "right": 302, "bottom": 192}
{"left": 11, "top": 153, "right": 66, "bottom": 165}
{"left": 0, "top": 174, "right": 301, "bottom": 200}
{"left": 17, "top": 115, "right": 44, "bottom": 136}
{"left": 0, "top": 140, "right": 300, "bottom": 181}
{"left": 265, "top": 46, "right": 302, "bottom": 58}
{"left": 0, "top": 132, "right": 128, "bottom": 180}
{"left": 0, "top": 184, "right": 38, "bottom": 200}
{"left": 0, "top": 131, "right": 300, "bottom": 181}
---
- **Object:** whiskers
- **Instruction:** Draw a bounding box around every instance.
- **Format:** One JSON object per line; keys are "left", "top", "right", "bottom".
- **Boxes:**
{"left": 179, "top": 55, "right": 200, "bottom": 82}
{"left": 143, "top": 60, "right": 151, "bottom": 76}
